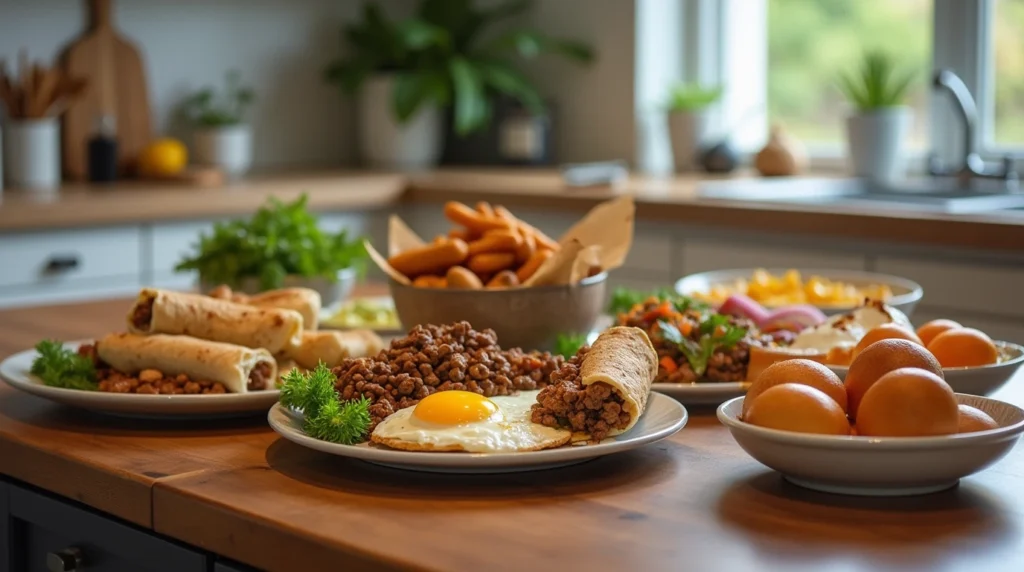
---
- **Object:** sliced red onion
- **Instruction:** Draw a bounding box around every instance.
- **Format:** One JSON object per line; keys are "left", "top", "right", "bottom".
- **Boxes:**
{"left": 718, "top": 294, "right": 771, "bottom": 324}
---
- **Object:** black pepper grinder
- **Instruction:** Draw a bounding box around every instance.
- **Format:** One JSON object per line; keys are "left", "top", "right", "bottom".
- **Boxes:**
{"left": 87, "top": 114, "right": 118, "bottom": 183}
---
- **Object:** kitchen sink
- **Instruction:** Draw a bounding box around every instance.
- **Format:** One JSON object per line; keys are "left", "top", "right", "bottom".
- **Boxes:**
{"left": 697, "top": 177, "right": 1024, "bottom": 214}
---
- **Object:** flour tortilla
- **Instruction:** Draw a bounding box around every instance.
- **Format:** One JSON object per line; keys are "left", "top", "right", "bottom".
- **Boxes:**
{"left": 245, "top": 288, "right": 322, "bottom": 331}
{"left": 283, "top": 330, "right": 385, "bottom": 370}
{"left": 127, "top": 288, "right": 303, "bottom": 353}
{"left": 579, "top": 326, "right": 658, "bottom": 436}
{"left": 96, "top": 333, "right": 277, "bottom": 394}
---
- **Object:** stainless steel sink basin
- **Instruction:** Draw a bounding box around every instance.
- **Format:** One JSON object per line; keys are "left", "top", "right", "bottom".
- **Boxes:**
{"left": 697, "top": 177, "right": 1024, "bottom": 214}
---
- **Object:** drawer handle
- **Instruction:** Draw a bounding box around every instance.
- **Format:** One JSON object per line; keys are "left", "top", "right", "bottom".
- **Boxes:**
{"left": 46, "top": 547, "right": 84, "bottom": 571}
{"left": 45, "top": 256, "right": 80, "bottom": 272}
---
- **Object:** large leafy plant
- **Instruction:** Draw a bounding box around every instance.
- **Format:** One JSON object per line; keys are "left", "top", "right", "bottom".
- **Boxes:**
{"left": 324, "top": 0, "right": 595, "bottom": 136}
{"left": 175, "top": 195, "right": 367, "bottom": 290}
{"left": 181, "top": 70, "right": 255, "bottom": 127}
{"left": 837, "top": 50, "right": 915, "bottom": 111}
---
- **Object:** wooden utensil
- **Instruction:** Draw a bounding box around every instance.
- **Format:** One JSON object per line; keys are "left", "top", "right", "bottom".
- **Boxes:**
{"left": 62, "top": 0, "right": 153, "bottom": 180}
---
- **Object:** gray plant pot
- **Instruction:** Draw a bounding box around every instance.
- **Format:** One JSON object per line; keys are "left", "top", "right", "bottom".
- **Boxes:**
{"left": 845, "top": 107, "right": 911, "bottom": 181}
{"left": 199, "top": 267, "right": 357, "bottom": 307}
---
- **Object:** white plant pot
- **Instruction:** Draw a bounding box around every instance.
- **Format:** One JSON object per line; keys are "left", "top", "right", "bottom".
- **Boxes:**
{"left": 845, "top": 107, "right": 912, "bottom": 181}
{"left": 358, "top": 74, "right": 442, "bottom": 170}
{"left": 668, "top": 111, "right": 711, "bottom": 173}
{"left": 193, "top": 125, "right": 253, "bottom": 179}
{"left": 3, "top": 118, "right": 60, "bottom": 190}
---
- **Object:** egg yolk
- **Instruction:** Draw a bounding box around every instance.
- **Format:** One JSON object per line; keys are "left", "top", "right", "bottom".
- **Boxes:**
{"left": 413, "top": 391, "right": 500, "bottom": 425}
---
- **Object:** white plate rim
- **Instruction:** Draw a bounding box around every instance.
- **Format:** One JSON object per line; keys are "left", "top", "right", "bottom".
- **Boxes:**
{"left": 717, "top": 394, "right": 1024, "bottom": 450}
{"left": 268, "top": 392, "right": 688, "bottom": 469}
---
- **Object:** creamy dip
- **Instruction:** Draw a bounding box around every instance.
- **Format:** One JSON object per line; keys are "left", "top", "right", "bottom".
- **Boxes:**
{"left": 789, "top": 301, "right": 911, "bottom": 352}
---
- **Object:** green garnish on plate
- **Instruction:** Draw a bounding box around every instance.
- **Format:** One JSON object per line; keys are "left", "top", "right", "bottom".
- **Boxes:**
{"left": 280, "top": 363, "right": 371, "bottom": 445}
{"left": 656, "top": 315, "right": 747, "bottom": 377}
{"left": 607, "top": 287, "right": 708, "bottom": 315}
{"left": 554, "top": 333, "right": 589, "bottom": 358}
{"left": 30, "top": 340, "right": 98, "bottom": 391}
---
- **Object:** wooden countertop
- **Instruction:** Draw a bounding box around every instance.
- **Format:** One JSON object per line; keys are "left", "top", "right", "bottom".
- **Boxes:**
{"left": 2, "top": 169, "right": 1024, "bottom": 252}
{"left": 2, "top": 296, "right": 1024, "bottom": 571}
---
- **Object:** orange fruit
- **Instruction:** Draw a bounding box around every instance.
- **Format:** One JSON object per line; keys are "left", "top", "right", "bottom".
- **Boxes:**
{"left": 957, "top": 404, "right": 999, "bottom": 433}
{"left": 743, "top": 358, "right": 846, "bottom": 417}
{"left": 852, "top": 324, "right": 923, "bottom": 359}
{"left": 744, "top": 384, "right": 850, "bottom": 436}
{"left": 138, "top": 138, "right": 188, "bottom": 178}
{"left": 927, "top": 328, "right": 999, "bottom": 368}
{"left": 845, "top": 338, "right": 944, "bottom": 420}
{"left": 916, "top": 319, "right": 962, "bottom": 347}
{"left": 855, "top": 367, "right": 959, "bottom": 437}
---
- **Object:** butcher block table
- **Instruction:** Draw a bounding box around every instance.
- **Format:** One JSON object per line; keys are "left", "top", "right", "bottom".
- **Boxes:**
{"left": 1, "top": 296, "right": 1023, "bottom": 572}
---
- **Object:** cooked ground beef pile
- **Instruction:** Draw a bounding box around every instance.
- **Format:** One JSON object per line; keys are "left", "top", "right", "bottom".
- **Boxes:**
{"left": 130, "top": 294, "right": 154, "bottom": 330}
{"left": 333, "top": 321, "right": 564, "bottom": 431}
{"left": 78, "top": 344, "right": 230, "bottom": 394}
{"left": 530, "top": 347, "right": 630, "bottom": 441}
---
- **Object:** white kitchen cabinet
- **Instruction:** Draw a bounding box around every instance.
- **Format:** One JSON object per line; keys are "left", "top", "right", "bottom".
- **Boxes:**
{"left": 875, "top": 256, "right": 1024, "bottom": 318}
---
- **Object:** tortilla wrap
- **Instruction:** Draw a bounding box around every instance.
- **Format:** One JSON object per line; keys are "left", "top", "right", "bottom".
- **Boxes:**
{"left": 284, "top": 330, "right": 385, "bottom": 370}
{"left": 96, "top": 333, "right": 278, "bottom": 394}
{"left": 127, "top": 288, "right": 303, "bottom": 353}
{"left": 579, "top": 326, "right": 658, "bottom": 436}
{"left": 245, "top": 288, "right": 322, "bottom": 330}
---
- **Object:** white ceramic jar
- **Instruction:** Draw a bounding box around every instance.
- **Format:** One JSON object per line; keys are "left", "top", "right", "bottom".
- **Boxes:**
{"left": 193, "top": 124, "right": 253, "bottom": 179}
{"left": 3, "top": 118, "right": 61, "bottom": 190}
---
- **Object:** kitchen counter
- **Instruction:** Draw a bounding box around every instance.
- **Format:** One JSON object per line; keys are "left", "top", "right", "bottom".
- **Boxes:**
{"left": 2, "top": 296, "right": 1024, "bottom": 571}
{"left": 2, "top": 169, "right": 1024, "bottom": 252}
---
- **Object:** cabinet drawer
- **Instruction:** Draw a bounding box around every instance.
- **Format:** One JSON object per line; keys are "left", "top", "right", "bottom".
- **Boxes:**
{"left": 678, "top": 239, "right": 866, "bottom": 275}
{"left": 0, "top": 227, "right": 141, "bottom": 288}
{"left": 875, "top": 256, "right": 1024, "bottom": 318}
{"left": 8, "top": 484, "right": 207, "bottom": 572}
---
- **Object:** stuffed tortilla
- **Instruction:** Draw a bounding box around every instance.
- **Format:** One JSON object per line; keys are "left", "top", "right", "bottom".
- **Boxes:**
{"left": 283, "top": 330, "right": 384, "bottom": 370}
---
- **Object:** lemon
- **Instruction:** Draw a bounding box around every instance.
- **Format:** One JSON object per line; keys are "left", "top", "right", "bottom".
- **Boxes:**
{"left": 138, "top": 138, "right": 188, "bottom": 177}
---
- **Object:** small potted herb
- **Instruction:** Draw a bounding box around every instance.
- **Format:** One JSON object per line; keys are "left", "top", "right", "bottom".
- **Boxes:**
{"left": 838, "top": 50, "right": 915, "bottom": 181}
{"left": 175, "top": 194, "right": 367, "bottom": 305}
{"left": 182, "top": 69, "right": 256, "bottom": 178}
{"left": 665, "top": 83, "right": 723, "bottom": 172}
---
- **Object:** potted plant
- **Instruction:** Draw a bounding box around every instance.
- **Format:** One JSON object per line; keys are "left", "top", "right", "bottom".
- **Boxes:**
{"left": 838, "top": 50, "right": 915, "bottom": 181}
{"left": 175, "top": 194, "right": 367, "bottom": 306}
{"left": 665, "top": 83, "right": 722, "bottom": 172}
{"left": 324, "top": 0, "right": 593, "bottom": 169}
{"left": 182, "top": 70, "right": 256, "bottom": 179}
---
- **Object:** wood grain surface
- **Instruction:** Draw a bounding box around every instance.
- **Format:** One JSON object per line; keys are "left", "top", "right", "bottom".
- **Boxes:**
{"left": 2, "top": 169, "right": 1024, "bottom": 254}
{"left": 1, "top": 296, "right": 1023, "bottom": 571}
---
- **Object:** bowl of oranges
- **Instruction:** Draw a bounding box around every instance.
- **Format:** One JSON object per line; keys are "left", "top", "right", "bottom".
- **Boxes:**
{"left": 718, "top": 343, "right": 1024, "bottom": 496}
{"left": 825, "top": 319, "right": 1024, "bottom": 396}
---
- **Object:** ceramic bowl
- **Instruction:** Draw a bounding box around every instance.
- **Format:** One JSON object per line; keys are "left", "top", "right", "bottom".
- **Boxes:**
{"left": 827, "top": 341, "right": 1024, "bottom": 396}
{"left": 675, "top": 268, "right": 923, "bottom": 317}
{"left": 389, "top": 273, "right": 608, "bottom": 351}
{"left": 718, "top": 393, "right": 1024, "bottom": 496}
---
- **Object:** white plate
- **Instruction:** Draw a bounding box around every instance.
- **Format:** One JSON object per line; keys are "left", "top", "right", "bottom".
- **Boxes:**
{"left": 718, "top": 393, "right": 1024, "bottom": 496}
{"left": 651, "top": 381, "right": 749, "bottom": 405}
{"left": 827, "top": 341, "right": 1024, "bottom": 396}
{"left": 268, "top": 392, "right": 688, "bottom": 474}
{"left": 319, "top": 296, "right": 403, "bottom": 335}
{"left": 0, "top": 343, "right": 280, "bottom": 419}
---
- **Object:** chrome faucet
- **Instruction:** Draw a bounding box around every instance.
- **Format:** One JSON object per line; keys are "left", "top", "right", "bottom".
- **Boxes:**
{"left": 928, "top": 69, "right": 1017, "bottom": 183}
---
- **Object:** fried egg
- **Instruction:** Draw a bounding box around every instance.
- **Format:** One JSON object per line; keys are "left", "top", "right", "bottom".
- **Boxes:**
{"left": 370, "top": 390, "right": 571, "bottom": 453}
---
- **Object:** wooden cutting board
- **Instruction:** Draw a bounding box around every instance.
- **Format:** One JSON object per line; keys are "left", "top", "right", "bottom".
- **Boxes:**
{"left": 62, "top": 0, "right": 152, "bottom": 180}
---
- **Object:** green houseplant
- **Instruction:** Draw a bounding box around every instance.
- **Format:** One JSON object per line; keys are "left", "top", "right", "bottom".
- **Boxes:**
{"left": 182, "top": 70, "right": 256, "bottom": 178}
{"left": 175, "top": 194, "right": 367, "bottom": 304}
{"left": 324, "top": 0, "right": 594, "bottom": 168}
{"left": 665, "top": 83, "right": 723, "bottom": 172}
{"left": 837, "top": 50, "right": 915, "bottom": 181}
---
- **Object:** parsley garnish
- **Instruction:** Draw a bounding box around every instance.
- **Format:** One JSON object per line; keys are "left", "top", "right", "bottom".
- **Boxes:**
{"left": 280, "top": 363, "right": 371, "bottom": 445}
{"left": 656, "top": 315, "right": 747, "bottom": 377}
{"left": 29, "top": 340, "right": 98, "bottom": 391}
{"left": 608, "top": 287, "right": 708, "bottom": 315}
{"left": 554, "top": 333, "right": 589, "bottom": 357}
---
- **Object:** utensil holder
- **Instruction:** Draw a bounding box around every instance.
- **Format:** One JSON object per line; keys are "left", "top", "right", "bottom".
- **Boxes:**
{"left": 4, "top": 118, "right": 61, "bottom": 190}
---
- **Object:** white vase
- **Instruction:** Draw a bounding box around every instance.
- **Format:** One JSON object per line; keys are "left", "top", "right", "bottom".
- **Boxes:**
{"left": 4, "top": 118, "right": 60, "bottom": 190}
{"left": 668, "top": 110, "right": 711, "bottom": 173}
{"left": 193, "top": 124, "right": 253, "bottom": 179}
{"left": 845, "top": 107, "right": 911, "bottom": 181}
{"left": 358, "top": 74, "right": 442, "bottom": 170}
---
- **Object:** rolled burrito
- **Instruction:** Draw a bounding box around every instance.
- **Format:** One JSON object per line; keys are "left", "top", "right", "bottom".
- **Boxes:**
{"left": 283, "top": 330, "right": 385, "bottom": 370}
{"left": 246, "top": 288, "right": 322, "bottom": 331}
{"left": 531, "top": 326, "right": 657, "bottom": 440}
{"left": 127, "top": 288, "right": 303, "bottom": 354}
{"left": 96, "top": 333, "right": 278, "bottom": 393}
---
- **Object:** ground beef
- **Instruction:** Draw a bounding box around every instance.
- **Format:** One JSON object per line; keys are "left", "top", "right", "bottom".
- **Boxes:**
{"left": 131, "top": 294, "right": 155, "bottom": 330}
{"left": 530, "top": 347, "right": 630, "bottom": 441}
{"left": 332, "top": 321, "right": 565, "bottom": 431}
{"left": 247, "top": 361, "right": 273, "bottom": 391}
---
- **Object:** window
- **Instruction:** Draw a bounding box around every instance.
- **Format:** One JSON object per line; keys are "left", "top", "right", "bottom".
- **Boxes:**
{"left": 989, "top": 0, "right": 1024, "bottom": 147}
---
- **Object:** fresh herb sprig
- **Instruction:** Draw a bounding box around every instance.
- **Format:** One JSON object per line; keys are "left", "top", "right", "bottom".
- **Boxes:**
{"left": 554, "top": 333, "right": 589, "bottom": 358}
{"left": 30, "top": 340, "right": 98, "bottom": 391}
{"left": 656, "top": 315, "right": 747, "bottom": 377}
{"left": 607, "top": 287, "right": 708, "bottom": 315}
{"left": 280, "top": 363, "right": 371, "bottom": 445}
{"left": 175, "top": 194, "right": 368, "bottom": 291}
